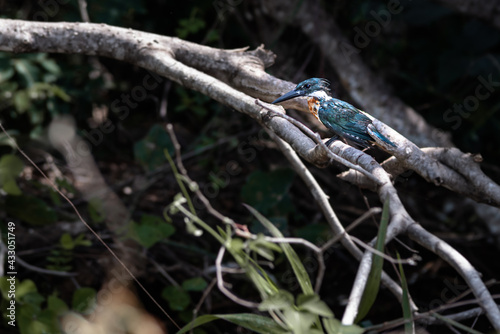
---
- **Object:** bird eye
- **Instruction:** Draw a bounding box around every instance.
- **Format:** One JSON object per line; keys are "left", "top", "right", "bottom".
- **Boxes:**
{"left": 304, "top": 84, "right": 311, "bottom": 89}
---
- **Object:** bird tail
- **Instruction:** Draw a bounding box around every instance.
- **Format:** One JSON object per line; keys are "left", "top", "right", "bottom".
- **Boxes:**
{"left": 367, "top": 124, "right": 396, "bottom": 147}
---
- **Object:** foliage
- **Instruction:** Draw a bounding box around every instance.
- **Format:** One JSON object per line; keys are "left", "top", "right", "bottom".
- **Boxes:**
{"left": 134, "top": 124, "right": 175, "bottom": 171}
{"left": 355, "top": 198, "right": 389, "bottom": 322}
{"left": 128, "top": 214, "right": 176, "bottom": 248}
{"left": 397, "top": 253, "right": 414, "bottom": 334}
{"left": 5, "top": 195, "right": 58, "bottom": 226}
{"left": 0, "top": 53, "right": 70, "bottom": 137}
{"left": 0, "top": 277, "right": 71, "bottom": 334}
{"left": 165, "top": 158, "right": 361, "bottom": 333}
{"left": 0, "top": 154, "right": 24, "bottom": 195}
{"left": 47, "top": 233, "right": 91, "bottom": 272}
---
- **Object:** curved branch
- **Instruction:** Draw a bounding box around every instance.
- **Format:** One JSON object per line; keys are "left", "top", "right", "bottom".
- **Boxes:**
{"left": 407, "top": 223, "right": 500, "bottom": 327}
{"left": 266, "top": 130, "right": 410, "bottom": 302}
{"left": 339, "top": 144, "right": 500, "bottom": 206}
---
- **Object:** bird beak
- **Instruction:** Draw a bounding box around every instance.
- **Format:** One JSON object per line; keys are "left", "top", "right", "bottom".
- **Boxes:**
{"left": 272, "top": 89, "right": 305, "bottom": 104}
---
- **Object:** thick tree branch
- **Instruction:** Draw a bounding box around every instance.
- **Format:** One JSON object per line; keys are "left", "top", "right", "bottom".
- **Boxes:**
{"left": 339, "top": 144, "right": 500, "bottom": 206}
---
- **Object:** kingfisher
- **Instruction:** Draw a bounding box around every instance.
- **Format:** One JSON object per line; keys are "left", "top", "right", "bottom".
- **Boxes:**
{"left": 272, "top": 78, "right": 396, "bottom": 148}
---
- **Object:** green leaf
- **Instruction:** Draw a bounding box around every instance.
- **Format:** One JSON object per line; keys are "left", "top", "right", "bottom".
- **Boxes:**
{"left": 397, "top": 252, "right": 414, "bottom": 334}
{"left": 0, "top": 278, "right": 39, "bottom": 303}
{"left": 18, "top": 303, "right": 41, "bottom": 334}
{"left": 0, "top": 66, "right": 14, "bottom": 83}
{"left": 182, "top": 277, "right": 208, "bottom": 292}
{"left": 22, "top": 291, "right": 45, "bottom": 306}
{"left": 13, "top": 90, "right": 31, "bottom": 113}
{"left": 133, "top": 124, "right": 174, "bottom": 171}
{"left": 355, "top": 199, "right": 390, "bottom": 322}
{"left": 73, "top": 234, "right": 92, "bottom": 247}
{"left": 5, "top": 195, "right": 58, "bottom": 226}
{"left": 14, "top": 59, "right": 38, "bottom": 87}
{"left": 129, "top": 214, "right": 176, "bottom": 248}
{"left": 49, "top": 84, "right": 71, "bottom": 102}
{"left": 430, "top": 312, "right": 483, "bottom": 334}
{"left": 241, "top": 169, "right": 295, "bottom": 215}
{"left": 16, "top": 279, "right": 38, "bottom": 300}
{"left": 322, "top": 318, "right": 364, "bottom": 334}
{"left": 60, "top": 233, "right": 74, "bottom": 250}
{"left": 245, "top": 204, "right": 314, "bottom": 295}
{"left": 72, "top": 287, "right": 96, "bottom": 313}
{"left": 248, "top": 234, "right": 282, "bottom": 261}
{"left": 37, "top": 56, "right": 61, "bottom": 75}
{"left": 88, "top": 198, "right": 106, "bottom": 224}
{"left": 177, "top": 313, "right": 290, "bottom": 334}
{"left": 2, "top": 178, "right": 21, "bottom": 195}
{"left": 48, "top": 187, "right": 62, "bottom": 206}
{"left": 47, "top": 294, "right": 69, "bottom": 315}
{"left": 282, "top": 308, "right": 317, "bottom": 334}
{"left": 297, "top": 294, "right": 334, "bottom": 318}
{"left": 162, "top": 285, "right": 190, "bottom": 311}
{"left": 0, "top": 154, "right": 24, "bottom": 195}
{"left": 18, "top": 303, "right": 60, "bottom": 334}
{"left": 258, "top": 290, "right": 294, "bottom": 311}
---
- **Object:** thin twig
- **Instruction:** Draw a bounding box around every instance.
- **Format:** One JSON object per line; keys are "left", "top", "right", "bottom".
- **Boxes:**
{"left": 215, "top": 246, "right": 260, "bottom": 308}
{"left": 266, "top": 129, "right": 407, "bottom": 299}
{"left": 150, "top": 259, "right": 181, "bottom": 287}
{"left": 320, "top": 207, "right": 382, "bottom": 252}
{"left": 349, "top": 236, "right": 420, "bottom": 265}
{"left": 0, "top": 239, "right": 77, "bottom": 276}
{"left": 77, "top": 0, "right": 90, "bottom": 22}
{"left": 191, "top": 278, "right": 218, "bottom": 334}
{"left": 17, "top": 256, "right": 78, "bottom": 277}
{"left": 259, "top": 236, "right": 325, "bottom": 293}
{"left": 165, "top": 123, "right": 236, "bottom": 227}
{"left": 407, "top": 223, "right": 500, "bottom": 327}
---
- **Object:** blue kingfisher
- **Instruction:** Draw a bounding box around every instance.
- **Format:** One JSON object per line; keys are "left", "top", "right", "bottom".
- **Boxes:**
{"left": 272, "top": 78, "right": 396, "bottom": 148}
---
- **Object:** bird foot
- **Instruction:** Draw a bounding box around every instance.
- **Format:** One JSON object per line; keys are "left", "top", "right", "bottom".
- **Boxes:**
{"left": 324, "top": 135, "right": 341, "bottom": 147}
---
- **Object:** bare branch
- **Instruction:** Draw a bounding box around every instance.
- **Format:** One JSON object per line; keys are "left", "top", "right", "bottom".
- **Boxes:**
{"left": 407, "top": 223, "right": 500, "bottom": 327}
{"left": 216, "top": 246, "right": 260, "bottom": 308}
{"left": 339, "top": 145, "right": 500, "bottom": 206}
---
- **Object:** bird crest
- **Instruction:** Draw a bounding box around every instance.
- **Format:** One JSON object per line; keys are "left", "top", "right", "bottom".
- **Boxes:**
{"left": 296, "top": 78, "right": 331, "bottom": 94}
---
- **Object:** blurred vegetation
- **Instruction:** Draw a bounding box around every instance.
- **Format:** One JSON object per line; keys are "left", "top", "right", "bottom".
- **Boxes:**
{"left": 1, "top": 0, "right": 500, "bottom": 333}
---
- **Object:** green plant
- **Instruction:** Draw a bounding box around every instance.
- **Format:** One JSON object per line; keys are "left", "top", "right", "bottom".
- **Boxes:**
{"left": 163, "top": 149, "right": 363, "bottom": 334}
{"left": 0, "top": 53, "right": 70, "bottom": 136}
{"left": 46, "top": 233, "right": 91, "bottom": 272}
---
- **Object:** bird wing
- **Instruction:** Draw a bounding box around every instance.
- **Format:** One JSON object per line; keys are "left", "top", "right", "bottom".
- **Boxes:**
{"left": 318, "top": 99, "right": 373, "bottom": 145}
